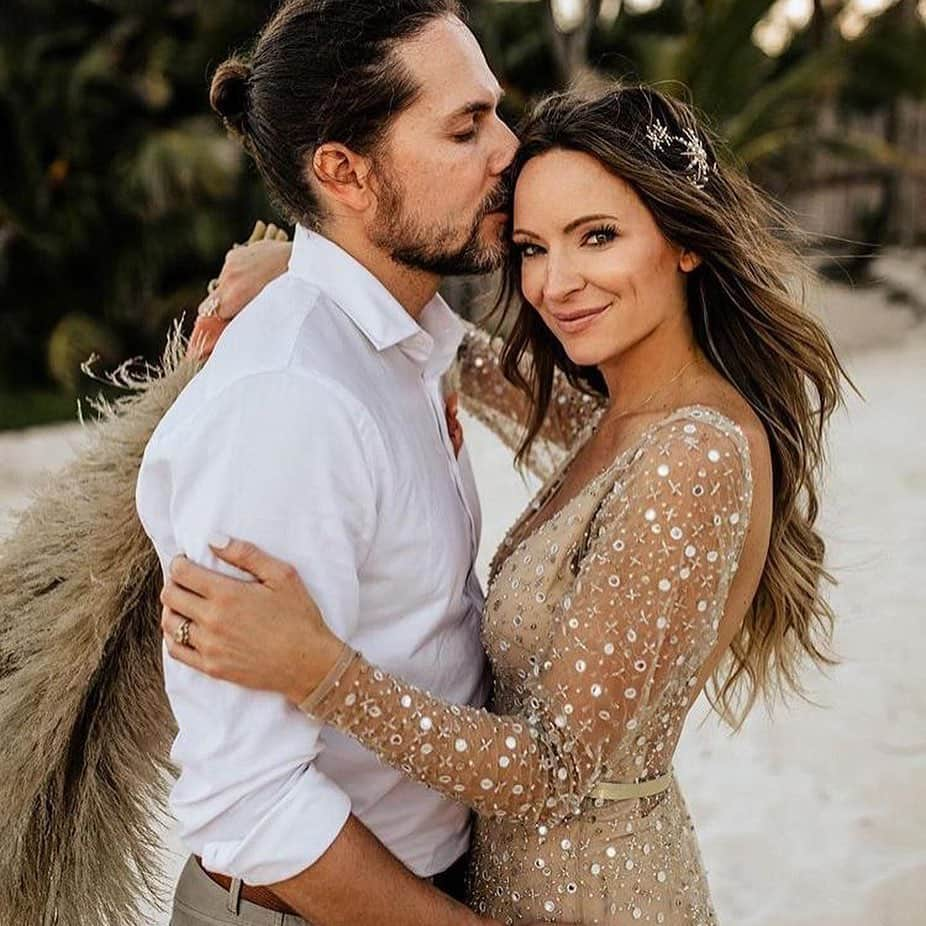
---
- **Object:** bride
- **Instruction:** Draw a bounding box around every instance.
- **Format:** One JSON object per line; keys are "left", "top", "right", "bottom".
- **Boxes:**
{"left": 160, "top": 84, "right": 845, "bottom": 925}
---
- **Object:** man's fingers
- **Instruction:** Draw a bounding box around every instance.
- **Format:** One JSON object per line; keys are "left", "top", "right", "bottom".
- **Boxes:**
{"left": 264, "top": 223, "right": 279, "bottom": 240}
{"left": 274, "top": 227, "right": 289, "bottom": 241}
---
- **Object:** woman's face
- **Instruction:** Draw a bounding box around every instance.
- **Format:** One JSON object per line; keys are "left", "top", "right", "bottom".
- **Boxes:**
{"left": 512, "top": 148, "right": 698, "bottom": 368}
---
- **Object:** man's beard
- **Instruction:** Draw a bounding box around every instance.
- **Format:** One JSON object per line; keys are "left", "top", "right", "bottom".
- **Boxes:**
{"left": 370, "top": 168, "right": 510, "bottom": 277}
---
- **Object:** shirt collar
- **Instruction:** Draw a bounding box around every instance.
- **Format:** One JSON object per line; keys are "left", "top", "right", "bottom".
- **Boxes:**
{"left": 288, "top": 226, "right": 463, "bottom": 374}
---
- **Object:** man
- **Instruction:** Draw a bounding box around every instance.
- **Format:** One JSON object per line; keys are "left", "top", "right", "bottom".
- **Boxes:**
{"left": 136, "top": 2, "right": 520, "bottom": 924}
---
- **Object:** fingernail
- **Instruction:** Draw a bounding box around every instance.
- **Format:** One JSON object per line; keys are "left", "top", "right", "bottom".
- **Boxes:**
{"left": 209, "top": 533, "right": 230, "bottom": 550}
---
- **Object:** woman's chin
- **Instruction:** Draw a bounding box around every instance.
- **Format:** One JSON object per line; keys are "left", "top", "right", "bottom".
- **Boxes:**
{"left": 561, "top": 339, "right": 607, "bottom": 369}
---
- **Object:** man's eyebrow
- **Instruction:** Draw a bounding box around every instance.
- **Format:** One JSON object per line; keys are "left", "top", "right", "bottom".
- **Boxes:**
{"left": 444, "top": 87, "right": 505, "bottom": 122}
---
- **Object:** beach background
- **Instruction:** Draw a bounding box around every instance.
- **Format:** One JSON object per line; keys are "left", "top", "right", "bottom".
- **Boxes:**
{"left": 1, "top": 254, "right": 924, "bottom": 924}
{"left": 2, "top": 0, "right": 926, "bottom": 922}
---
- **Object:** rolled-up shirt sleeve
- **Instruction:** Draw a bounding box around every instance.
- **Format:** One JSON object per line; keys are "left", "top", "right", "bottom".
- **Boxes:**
{"left": 137, "top": 368, "right": 383, "bottom": 884}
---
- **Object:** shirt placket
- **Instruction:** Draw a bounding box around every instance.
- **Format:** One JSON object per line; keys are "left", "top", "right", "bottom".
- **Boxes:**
{"left": 401, "top": 326, "right": 480, "bottom": 568}
{"left": 423, "top": 368, "right": 479, "bottom": 560}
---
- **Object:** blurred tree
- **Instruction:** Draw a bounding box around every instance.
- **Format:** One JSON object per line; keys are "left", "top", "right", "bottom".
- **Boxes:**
{"left": 544, "top": 0, "right": 604, "bottom": 85}
{"left": 470, "top": 0, "right": 847, "bottom": 181}
{"left": 0, "top": 0, "right": 275, "bottom": 396}
{"left": 1, "top": 0, "right": 923, "bottom": 419}
{"left": 840, "top": 0, "right": 926, "bottom": 244}
{"left": 474, "top": 0, "right": 925, "bottom": 203}
{"left": 595, "top": 0, "right": 850, "bottom": 189}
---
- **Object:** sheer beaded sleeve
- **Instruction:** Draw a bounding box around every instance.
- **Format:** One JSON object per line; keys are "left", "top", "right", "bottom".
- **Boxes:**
{"left": 312, "top": 413, "right": 752, "bottom": 827}
{"left": 455, "top": 323, "right": 605, "bottom": 481}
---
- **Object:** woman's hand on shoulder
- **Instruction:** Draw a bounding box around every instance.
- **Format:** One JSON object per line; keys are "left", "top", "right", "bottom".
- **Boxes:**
{"left": 189, "top": 220, "right": 292, "bottom": 359}
{"left": 197, "top": 219, "right": 292, "bottom": 322}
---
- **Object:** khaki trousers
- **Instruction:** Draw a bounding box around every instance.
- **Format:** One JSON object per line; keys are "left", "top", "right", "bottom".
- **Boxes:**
{"left": 170, "top": 855, "right": 313, "bottom": 926}
{"left": 169, "top": 850, "right": 470, "bottom": 925}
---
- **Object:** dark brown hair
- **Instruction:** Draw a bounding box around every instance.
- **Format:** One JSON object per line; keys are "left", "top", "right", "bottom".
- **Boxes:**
{"left": 210, "top": 0, "right": 461, "bottom": 229}
{"left": 497, "top": 85, "right": 847, "bottom": 727}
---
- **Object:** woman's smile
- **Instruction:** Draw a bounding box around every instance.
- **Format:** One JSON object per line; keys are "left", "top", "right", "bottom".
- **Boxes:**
{"left": 549, "top": 302, "right": 611, "bottom": 336}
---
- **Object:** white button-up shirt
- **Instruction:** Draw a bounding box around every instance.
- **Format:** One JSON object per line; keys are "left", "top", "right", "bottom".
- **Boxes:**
{"left": 136, "top": 226, "right": 488, "bottom": 885}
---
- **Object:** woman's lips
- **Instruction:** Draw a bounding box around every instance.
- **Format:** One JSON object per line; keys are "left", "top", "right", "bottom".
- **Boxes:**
{"left": 551, "top": 304, "right": 609, "bottom": 335}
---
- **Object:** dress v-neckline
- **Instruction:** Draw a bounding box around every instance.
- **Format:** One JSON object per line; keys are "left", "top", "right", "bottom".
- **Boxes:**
{"left": 487, "top": 404, "right": 747, "bottom": 589}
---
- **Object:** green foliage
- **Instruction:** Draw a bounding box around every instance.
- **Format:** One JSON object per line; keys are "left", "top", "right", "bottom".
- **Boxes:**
{"left": 479, "top": 0, "right": 924, "bottom": 195}
{"left": 470, "top": 0, "right": 558, "bottom": 114}
{"left": 578, "top": 0, "right": 846, "bottom": 182}
{"left": 0, "top": 0, "right": 923, "bottom": 426}
{"left": 0, "top": 0, "right": 275, "bottom": 399}
{"left": 47, "top": 312, "right": 123, "bottom": 393}
{"left": 841, "top": 6, "right": 926, "bottom": 112}
{"left": 0, "top": 390, "right": 78, "bottom": 431}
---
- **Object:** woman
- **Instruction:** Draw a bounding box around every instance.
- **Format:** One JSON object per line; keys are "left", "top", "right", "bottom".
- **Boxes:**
{"left": 162, "top": 85, "right": 844, "bottom": 924}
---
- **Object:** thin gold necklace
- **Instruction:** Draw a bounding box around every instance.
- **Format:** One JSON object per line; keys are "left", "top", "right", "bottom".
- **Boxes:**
{"left": 603, "top": 356, "right": 699, "bottom": 426}
{"left": 519, "top": 355, "right": 700, "bottom": 538}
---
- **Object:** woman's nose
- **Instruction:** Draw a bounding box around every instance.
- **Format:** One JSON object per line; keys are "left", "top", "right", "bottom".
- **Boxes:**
{"left": 543, "top": 255, "right": 584, "bottom": 302}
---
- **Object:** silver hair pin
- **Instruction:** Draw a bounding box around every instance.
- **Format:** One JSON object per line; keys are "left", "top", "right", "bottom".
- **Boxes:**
{"left": 645, "top": 119, "right": 713, "bottom": 191}
{"left": 645, "top": 120, "right": 673, "bottom": 153}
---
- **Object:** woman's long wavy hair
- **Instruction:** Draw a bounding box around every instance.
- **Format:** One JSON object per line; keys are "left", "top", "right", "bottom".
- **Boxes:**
{"left": 495, "top": 85, "right": 848, "bottom": 728}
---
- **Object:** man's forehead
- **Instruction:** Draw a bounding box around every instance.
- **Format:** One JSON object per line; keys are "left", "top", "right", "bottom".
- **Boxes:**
{"left": 398, "top": 16, "right": 502, "bottom": 118}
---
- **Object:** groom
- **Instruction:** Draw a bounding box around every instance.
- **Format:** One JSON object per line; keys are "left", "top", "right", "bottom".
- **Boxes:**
{"left": 137, "top": 2, "right": 520, "bottom": 925}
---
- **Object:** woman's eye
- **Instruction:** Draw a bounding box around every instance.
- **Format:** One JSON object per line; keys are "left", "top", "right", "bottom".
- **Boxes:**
{"left": 515, "top": 243, "right": 542, "bottom": 259}
{"left": 584, "top": 226, "right": 618, "bottom": 246}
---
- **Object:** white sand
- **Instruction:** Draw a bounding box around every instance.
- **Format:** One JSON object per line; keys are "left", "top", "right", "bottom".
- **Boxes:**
{"left": 1, "top": 272, "right": 923, "bottom": 923}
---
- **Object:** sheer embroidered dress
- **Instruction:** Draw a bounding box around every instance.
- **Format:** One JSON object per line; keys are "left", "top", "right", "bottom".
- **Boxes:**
{"left": 308, "top": 326, "right": 753, "bottom": 924}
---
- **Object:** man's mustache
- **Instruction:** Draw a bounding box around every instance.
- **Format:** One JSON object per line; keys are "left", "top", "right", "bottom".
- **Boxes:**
{"left": 479, "top": 179, "right": 512, "bottom": 218}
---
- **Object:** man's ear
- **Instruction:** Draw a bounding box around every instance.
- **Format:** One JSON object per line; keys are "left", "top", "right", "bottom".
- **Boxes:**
{"left": 309, "top": 143, "right": 375, "bottom": 213}
{"left": 679, "top": 249, "right": 703, "bottom": 273}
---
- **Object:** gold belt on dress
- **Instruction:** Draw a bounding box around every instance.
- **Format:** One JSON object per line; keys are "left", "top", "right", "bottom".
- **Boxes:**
{"left": 588, "top": 770, "right": 673, "bottom": 801}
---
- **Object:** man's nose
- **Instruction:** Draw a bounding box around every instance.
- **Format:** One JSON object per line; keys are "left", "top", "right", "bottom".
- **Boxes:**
{"left": 490, "top": 119, "right": 519, "bottom": 175}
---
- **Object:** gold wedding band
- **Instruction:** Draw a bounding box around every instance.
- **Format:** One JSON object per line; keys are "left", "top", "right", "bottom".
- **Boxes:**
{"left": 174, "top": 617, "right": 192, "bottom": 647}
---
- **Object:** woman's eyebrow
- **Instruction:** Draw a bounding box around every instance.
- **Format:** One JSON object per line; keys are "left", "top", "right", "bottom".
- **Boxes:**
{"left": 562, "top": 213, "right": 619, "bottom": 234}
{"left": 513, "top": 213, "right": 620, "bottom": 238}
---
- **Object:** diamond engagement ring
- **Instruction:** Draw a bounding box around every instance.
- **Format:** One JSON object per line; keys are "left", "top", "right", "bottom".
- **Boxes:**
{"left": 199, "top": 278, "right": 222, "bottom": 317}
{"left": 198, "top": 292, "right": 221, "bottom": 317}
{"left": 174, "top": 617, "right": 192, "bottom": 647}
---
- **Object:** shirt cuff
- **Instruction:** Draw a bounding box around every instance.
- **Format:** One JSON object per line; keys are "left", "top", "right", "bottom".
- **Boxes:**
{"left": 201, "top": 766, "right": 352, "bottom": 885}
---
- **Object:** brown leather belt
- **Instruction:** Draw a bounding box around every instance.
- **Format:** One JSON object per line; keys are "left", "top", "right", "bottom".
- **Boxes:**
{"left": 195, "top": 856, "right": 300, "bottom": 916}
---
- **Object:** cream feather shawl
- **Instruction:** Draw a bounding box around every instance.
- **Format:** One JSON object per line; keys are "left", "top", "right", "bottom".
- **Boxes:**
{"left": 0, "top": 330, "right": 199, "bottom": 926}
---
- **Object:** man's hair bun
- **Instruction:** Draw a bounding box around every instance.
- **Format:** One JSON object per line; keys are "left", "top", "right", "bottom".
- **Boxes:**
{"left": 210, "top": 58, "right": 252, "bottom": 136}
